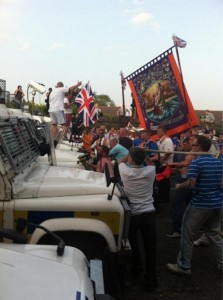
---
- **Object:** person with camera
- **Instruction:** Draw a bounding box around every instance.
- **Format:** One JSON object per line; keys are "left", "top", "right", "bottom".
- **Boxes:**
{"left": 118, "top": 147, "right": 158, "bottom": 292}
{"left": 14, "top": 85, "right": 25, "bottom": 109}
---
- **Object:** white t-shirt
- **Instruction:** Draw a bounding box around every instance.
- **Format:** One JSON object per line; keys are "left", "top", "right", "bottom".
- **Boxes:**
{"left": 119, "top": 163, "right": 156, "bottom": 215}
{"left": 49, "top": 86, "right": 69, "bottom": 112}
{"left": 157, "top": 136, "right": 174, "bottom": 165}
{"left": 64, "top": 97, "right": 73, "bottom": 114}
{"left": 205, "top": 112, "right": 215, "bottom": 123}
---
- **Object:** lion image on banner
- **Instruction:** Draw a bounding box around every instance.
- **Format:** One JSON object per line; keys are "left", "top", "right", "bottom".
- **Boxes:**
{"left": 143, "top": 79, "right": 179, "bottom": 121}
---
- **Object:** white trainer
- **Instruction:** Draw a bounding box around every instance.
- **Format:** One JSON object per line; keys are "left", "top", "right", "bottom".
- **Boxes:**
{"left": 166, "top": 263, "right": 191, "bottom": 275}
{"left": 193, "top": 233, "right": 210, "bottom": 247}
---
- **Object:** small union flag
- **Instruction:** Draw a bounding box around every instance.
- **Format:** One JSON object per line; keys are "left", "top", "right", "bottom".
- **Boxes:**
{"left": 172, "top": 34, "right": 187, "bottom": 48}
{"left": 74, "top": 82, "right": 98, "bottom": 127}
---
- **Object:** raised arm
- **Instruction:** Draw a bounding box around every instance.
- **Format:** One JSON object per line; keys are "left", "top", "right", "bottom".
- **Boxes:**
{"left": 69, "top": 81, "right": 82, "bottom": 92}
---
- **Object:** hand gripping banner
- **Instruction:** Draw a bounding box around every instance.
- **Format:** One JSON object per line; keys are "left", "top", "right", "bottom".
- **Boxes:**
{"left": 126, "top": 47, "right": 198, "bottom": 137}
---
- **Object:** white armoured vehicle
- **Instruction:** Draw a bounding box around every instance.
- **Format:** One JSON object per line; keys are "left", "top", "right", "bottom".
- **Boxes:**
{"left": 0, "top": 104, "right": 131, "bottom": 299}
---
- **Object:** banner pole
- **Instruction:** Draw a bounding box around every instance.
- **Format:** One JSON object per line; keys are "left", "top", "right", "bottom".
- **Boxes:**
{"left": 122, "top": 85, "right": 126, "bottom": 118}
{"left": 120, "top": 71, "right": 126, "bottom": 120}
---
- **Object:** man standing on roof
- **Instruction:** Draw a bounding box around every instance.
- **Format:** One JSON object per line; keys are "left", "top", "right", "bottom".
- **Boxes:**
{"left": 49, "top": 81, "right": 82, "bottom": 140}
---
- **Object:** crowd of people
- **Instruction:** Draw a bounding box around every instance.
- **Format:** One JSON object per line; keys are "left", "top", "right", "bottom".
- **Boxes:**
{"left": 46, "top": 81, "right": 222, "bottom": 293}
{"left": 69, "top": 122, "right": 222, "bottom": 292}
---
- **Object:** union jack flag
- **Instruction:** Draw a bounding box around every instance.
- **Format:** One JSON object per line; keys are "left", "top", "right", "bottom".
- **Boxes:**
{"left": 74, "top": 82, "right": 98, "bottom": 127}
{"left": 172, "top": 34, "right": 187, "bottom": 48}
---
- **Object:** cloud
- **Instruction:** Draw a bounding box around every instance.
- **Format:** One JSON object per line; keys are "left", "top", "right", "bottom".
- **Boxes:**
{"left": 104, "top": 45, "right": 115, "bottom": 50}
{"left": 0, "top": 32, "right": 11, "bottom": 42}
{"left": 45, "top": 43, "right": 65, "bottom": 50}
{"left": 132, "top": 0, "right": 145, "bottom": 6}
{"left": 18, "top": 41, "right": 31, "bottom": 50}
{"left": 130, "top": 12, "right": 159, "bottom": 28}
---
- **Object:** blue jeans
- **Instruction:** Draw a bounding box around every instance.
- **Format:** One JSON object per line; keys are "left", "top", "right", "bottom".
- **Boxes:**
{"left": 177, "top": 203, "right": 222, "bottom": 269}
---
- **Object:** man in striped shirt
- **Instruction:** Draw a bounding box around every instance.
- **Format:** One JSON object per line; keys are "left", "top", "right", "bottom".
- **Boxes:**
{"left": 167, "top": 135, "right": 222, "bottom": 275}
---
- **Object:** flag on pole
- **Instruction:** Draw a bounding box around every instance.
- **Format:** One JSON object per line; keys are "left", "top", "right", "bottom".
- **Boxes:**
{"left": 172, "top": 34, "right": 187, "bottom": 48}
{"left": 120, "top": 71, "right": 126, "bottom": 90}
{"left": 74, "top": 81, "right": 98, "bottom": 127}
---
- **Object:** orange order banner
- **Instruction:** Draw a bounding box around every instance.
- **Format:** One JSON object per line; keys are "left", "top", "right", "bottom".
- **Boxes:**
{"left": 126, "top": 48, "right": 198, "bottom": 138}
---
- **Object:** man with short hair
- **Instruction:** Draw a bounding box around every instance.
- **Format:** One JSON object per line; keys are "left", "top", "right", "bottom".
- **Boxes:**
{"left": 167, "top": 135, "right": 222, "bottom": 275}
{"left": 140, "top": 130, "right": 160, "bottom": 211}
{"left": 49, "top": 81, "right": 82, "bottom": 139}
{"left": 109, "top": 137, "right": 128, "bottom": 162}
{"left": 140, "top": 130, "right": 159, "bottom": 163}
{"left": 166, "top": 138, "right": 195, "bottom": 238}
{"left": 118, "top": 127, "right": 132, "bottom": 150}
{"left": 156, "top": 125, "right": 174, "bottom": 202}
{"left": 119, "top": 147, "right": 158, "bottom": 292}
{"left": 204, "top": 109, "right": 215, "bottom": 124}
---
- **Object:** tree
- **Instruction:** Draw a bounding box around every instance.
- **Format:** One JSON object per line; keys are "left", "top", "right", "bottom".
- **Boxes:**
{"left": 93, "top": 94, "right": 115, "bottom": 106}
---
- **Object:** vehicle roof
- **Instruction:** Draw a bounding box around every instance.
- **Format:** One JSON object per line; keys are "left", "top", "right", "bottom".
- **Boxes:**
{"left": 0, "top": 244, "right": 94, "bottom": 300}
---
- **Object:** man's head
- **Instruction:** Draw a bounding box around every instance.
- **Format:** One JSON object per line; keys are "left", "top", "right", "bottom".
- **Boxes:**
{"left": 109, "top": 137, "right": 118, "bottom": 149}
{"left": 128, "top": 147, "right": 146, "bottom": 165}
{"left": 181, "top": 137, "right": 191, "bottom": 151}
{"left": 141, "top": 130, "right": 151, "bottom": 142}
{"left": 56, "top": 82, "right": 64, "bottom": 88}
{"left": 119, "top": 128, "right": 128, "bottom": 137}
{"left": 65, "top": 92, "right": 73, "bottom": 100}
{"left": 100, "top": 125, "right": 107, "bottom": 133}
{"left": 157, "top": 125, "right": 166, "bottom": 139}
{"left": 191, "top": 135, "right": 211, "bottom": 152}
{"left": 98, "top": 129, "right": 105, "bottom": 138}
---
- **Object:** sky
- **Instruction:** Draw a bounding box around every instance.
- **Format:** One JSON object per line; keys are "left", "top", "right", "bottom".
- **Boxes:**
{"left": 0, "top": 0, "right": 223, "bottom": 111}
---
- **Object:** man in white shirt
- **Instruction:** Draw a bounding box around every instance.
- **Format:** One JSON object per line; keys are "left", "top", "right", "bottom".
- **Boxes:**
{"left": 204, "top": 109, "right": 215, "bottom": 123}
{"left": 49, "top": 81, "right": 82, "bottom": 139}
{"left": 156, "top": 126, "right": 174, "bottom": 202}
{"left": 118, "top": 147, "right": 158, "bottom": 292}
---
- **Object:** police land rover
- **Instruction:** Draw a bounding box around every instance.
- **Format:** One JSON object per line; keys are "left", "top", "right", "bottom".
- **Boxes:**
{"left": 0, "top": 102, "right": 131, "bottom": 299}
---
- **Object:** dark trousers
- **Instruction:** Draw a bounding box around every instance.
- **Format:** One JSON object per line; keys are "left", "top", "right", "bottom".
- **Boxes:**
{"left": 157, "top": 177, "right": 171, "bottom": 202}
{"left": 172, "top": 180, "right": 192, "bottom": 232}
{"left": 128, "top": 212, "right": 157, "bottom": 282}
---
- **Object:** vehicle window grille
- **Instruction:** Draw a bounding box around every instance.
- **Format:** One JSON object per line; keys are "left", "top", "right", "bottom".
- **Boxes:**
{"left": 0, "top": 118, "right": 40, "bottom": 175}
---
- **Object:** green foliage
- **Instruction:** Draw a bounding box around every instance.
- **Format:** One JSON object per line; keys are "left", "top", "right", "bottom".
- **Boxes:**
{"left": 72, "top": 104, "right": 78, "bottom": 115}
{"left": 94, "top": 94, "right": 115, "bottom": 106}
{"left": 5, "top": 91, "right": 116, "bottom": 116}
{"left": 31, "top": 103, "right": 46, "bottom": 115}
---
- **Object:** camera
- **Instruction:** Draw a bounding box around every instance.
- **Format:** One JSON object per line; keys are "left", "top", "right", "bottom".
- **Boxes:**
{"left": 28, "top": 80, "right": 46, "bottom": 94}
